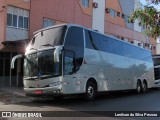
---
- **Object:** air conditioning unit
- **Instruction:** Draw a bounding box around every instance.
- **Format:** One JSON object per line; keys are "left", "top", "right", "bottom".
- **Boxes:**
{"left": 138, "top": 42, "right": 144, "bottom": 48}
{"left": 105, "top": 8, "right": 110, "bottom": 13}
{"left": 138, "top": 43, "right": 141, "bottom": 46}
{"left": 144, "top": 43, "right": 149, "bottom": 47}
{"left": 131, "top": 41, "right": 134, "bottom": 44}
{"left": 93, "top": 2, "right": 98, "bottom": 8}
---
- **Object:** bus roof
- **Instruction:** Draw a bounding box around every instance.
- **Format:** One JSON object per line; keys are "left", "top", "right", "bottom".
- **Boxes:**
{"left": 33, "top": 24, "right": 151, "bottom": 52}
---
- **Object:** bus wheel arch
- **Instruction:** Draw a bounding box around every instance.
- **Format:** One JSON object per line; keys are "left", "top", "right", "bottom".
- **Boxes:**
{"left": 85, "top": 78, "right": 97, "bottom": 100}
{"left": 136, "top": 79, "right": 142, "bottom": 93}
{"left": 142, "top": 79, "right": 148, "bottom": 93}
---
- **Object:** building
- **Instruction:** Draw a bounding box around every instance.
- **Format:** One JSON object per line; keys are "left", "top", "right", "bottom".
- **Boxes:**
{"left": 0, "top": 0, "right": 30, "bottom": 87}
{"left": 30, "top": 0, "right": 157, "bottom": 54}
{"left": 156, "top": 37, "right": 160, "bottom": 54}
{"left": 0, "top": 0, "right": 157, "bottom": 87}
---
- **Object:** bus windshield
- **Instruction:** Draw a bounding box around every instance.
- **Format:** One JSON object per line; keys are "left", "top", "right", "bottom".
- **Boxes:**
{"left": 30, "top": 26, "right": 67, "bottom": 49}
{"left": 24, "top": 49, "right": 62, "bottom": 79}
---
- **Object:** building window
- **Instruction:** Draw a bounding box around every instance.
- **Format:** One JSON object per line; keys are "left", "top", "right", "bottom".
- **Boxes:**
{"left": 6, "top": 6, "right": 29, "bottom": 41}
{"left": 7, "top": 13, "right": 12, "bottom": 26}
{"left": 7, "top": 12, "right": 29, "bottom": 29}
{"left": 117, "top": 12, "right": 121, "bottom": 17}
{"left": 18, "top": 16, "right": 24, "bottom": 28}
{"left": 81, "top": 0, "right": 89, "bottom": 7}
{"left": 122, "top": 13, "right": 125, "bottom": 18}
{"left": 43, "top": 18, "right": 55, "bottom": 28}
{"left": 24, "top": 17, "right": 29, "bottom": 29}
{"left": 121, "top": 37, "right": 124, "bottom": 40}
{"left": 13, "top": 14, "right": 17, "bottom": 27}
{"left": 110, "top": 9, "right": 116, "bottom": 18}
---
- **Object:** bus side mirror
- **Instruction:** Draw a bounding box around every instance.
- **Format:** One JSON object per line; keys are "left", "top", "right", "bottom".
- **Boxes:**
{"left": 11, "top": 54, "right": 23, "bottom": 69}
{"left": 54, "top": 46, "right": 63, "bottom": 63}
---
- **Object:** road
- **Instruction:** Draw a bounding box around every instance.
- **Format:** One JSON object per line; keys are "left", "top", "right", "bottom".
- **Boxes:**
{"left": 0, "top": 88, "right": 160, "bottom": 120}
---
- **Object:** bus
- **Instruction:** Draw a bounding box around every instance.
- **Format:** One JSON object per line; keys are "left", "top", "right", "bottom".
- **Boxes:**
{"left": 11, "top": 24, "right": 155, "bottom": 100}
{"left": 152, "top": 55, "right": 160, "bottom": 87}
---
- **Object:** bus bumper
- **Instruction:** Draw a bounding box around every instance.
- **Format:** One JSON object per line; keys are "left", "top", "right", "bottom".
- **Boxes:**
{"left": 24, "top": 87, "right": 63, "bottom": 97}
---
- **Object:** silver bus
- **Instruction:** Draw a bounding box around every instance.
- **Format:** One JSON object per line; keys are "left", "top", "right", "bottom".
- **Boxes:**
{"left": 11, "top": 24, "right": 155, "bottom": 100}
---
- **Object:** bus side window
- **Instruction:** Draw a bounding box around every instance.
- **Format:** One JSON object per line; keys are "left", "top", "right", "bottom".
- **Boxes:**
{"left": 64, "top": 50, "right": 75, "bottom": 75}
{"left": 64, "top": 57, "right": 74, "bottom": 75}
{"left": 85, "top": 30, "right": 94, "bottom": 49}
{"left": 64, "top": 26, "right": 84, "bottom": 72}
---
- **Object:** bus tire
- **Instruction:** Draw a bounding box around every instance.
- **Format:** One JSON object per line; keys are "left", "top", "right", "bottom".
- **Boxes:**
{"left": 137, "top": 80, "right": 142, "bottom": 93}
{"left": 142, "top": 80, "right": 148, "bottom": 93}
{"left": 85, "top": 82, "right": 97, "bottom": 100}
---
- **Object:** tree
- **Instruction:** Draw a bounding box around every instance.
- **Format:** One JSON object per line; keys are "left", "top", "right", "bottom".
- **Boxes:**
{"left": 129, "top": 0, "right": 160, "bottom": 38}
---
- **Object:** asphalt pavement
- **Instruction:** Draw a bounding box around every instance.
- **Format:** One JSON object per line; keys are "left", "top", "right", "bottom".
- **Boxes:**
{"left": 1, "top": 87, "right": 160, "bottom": 120}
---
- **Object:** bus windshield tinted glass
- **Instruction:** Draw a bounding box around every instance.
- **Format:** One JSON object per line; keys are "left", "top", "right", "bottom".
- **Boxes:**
{"left": 30, "top": 26, "right": 67, "bottom": 49}
{"left": 24, "top": 49, "right": 62, "bottom": 79}
{"left": 24, "top": 52, "right": 38, "bottom": 79}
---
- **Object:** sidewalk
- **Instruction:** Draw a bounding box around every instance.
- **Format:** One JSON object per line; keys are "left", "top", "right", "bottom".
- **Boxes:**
{"left": 0, "top": 87, "right": 25, "bottom": 97}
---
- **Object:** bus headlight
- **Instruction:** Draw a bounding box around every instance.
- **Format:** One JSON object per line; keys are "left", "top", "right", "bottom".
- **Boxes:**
{"left": 49, "top": 81, "right": 62, "bottom": 87}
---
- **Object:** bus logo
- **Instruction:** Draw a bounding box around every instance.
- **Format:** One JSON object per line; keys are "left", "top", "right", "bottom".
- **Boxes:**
{"left": 2, "top": 112, "right": 11, "bottom": 117}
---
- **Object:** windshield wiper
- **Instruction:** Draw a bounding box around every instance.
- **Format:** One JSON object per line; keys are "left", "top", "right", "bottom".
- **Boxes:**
{"left": 30, "top": 47, "right": 38, "bottom": 51}
{"left": 39, "top": 44, "right": 54, "bottom": 48}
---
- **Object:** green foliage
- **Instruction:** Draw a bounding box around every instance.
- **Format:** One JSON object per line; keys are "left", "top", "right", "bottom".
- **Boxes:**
{"left": 129, "top": 0, "right": 160, "bottom": 38}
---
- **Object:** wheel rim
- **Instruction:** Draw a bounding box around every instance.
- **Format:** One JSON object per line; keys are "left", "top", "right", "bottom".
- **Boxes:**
{"left": 137, "top": 83, "right": 141, "bottom": 93}
{"left": 87, "top": 86, "right": 94, "bottom": 97}
{"left": 143, "top": 83, "right": 147, "bottom": 92}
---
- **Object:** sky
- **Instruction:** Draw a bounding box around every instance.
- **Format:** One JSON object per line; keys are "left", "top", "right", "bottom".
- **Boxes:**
{"left": 140, "top": 0, "right": 160, "bottom": 10}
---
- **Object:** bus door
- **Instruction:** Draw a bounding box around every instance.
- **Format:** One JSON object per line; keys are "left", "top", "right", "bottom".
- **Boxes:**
{"left": 63, "top": 26, "right": 84, "bottom": 94}
{"left": 63, "top": 50, "right": 77, "bottom": 94}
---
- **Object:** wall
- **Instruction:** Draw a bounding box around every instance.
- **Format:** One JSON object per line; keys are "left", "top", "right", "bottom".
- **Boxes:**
{"left": 92, "top": 0, "right": 105, "bottom": 33}
{"left": 0, "top": 0, "right": 6, "bottom": 50}
{"left": 105, "top": 0, "right": 126, "bottom": 28}
{"left": 119, "top": 0, "right": 134, "bottom": 29}
{"left": 105, "top": 19, "right": 147, "bottom": 43}
{"left": 105, "top": 0, "right": 156, "bottom": 54}
{"left": 6, "top": 0, "right": 30, "bottom": 10}
{"left": 0, "top": 0, "right": 30, "bottom": 51}
{"left": 133, "top": 0, "right": 142, "bottom": 32}
{"left": 29, "top": 0, "right": 157, "bottom": 54}
{"left": 30, "top": 0, "right": 92, "bottom": 37}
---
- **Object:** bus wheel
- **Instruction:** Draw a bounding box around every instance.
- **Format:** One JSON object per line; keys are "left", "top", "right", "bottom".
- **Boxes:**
{"left": 85, "top": 82, "right": 97, "bottom": 100}
{"left": 137, "top": 81, "right": 142, "bottom": 93}
{"left": 142, "top": 81, "right": 148, "bottom": 93}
